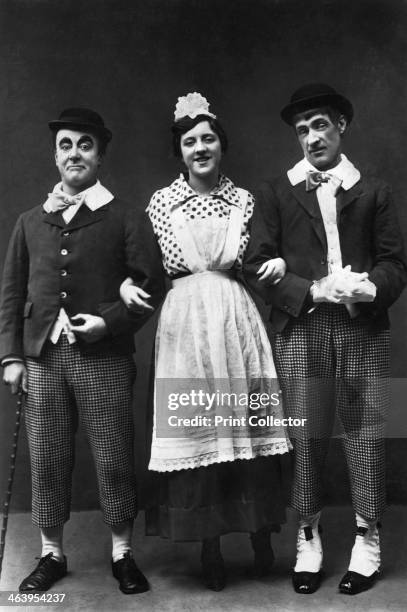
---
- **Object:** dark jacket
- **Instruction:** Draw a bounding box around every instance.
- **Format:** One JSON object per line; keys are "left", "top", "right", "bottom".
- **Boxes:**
{"left": 0, "top": 197, "right": 166, "bottom": 358}
{"left": 244, "top": 173, "right": 407, "bottom": 332}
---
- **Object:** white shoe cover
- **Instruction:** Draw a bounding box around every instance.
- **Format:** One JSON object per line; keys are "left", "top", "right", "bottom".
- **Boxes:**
{"left": 294, "top": 512, "right": 323, "bottom": 573}
{"left": 348, "top": 517, "right": 380, "bottom": 577}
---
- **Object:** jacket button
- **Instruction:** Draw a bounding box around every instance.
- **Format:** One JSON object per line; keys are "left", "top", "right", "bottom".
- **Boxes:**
{"left": 60, "top": 291, "right": 67, "bottom": 299}
{"left": 61, "top": 249, "right": 68, "bottom": 256}
{"left": 62, "top": 231, "right": 70, "bottom": 237}
{"left": 61, "top": 269, "right": 67, "bottom": 276}
{"left": 320, "top": 259, "right": 326, "bottom": 265}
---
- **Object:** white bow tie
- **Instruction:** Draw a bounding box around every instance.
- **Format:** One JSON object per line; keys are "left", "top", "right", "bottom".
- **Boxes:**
{"left": 44, "top": 191, "right": 86, "bottom": 213}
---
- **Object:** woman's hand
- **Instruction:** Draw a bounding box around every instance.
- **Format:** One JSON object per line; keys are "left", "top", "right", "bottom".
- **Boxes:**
{"left": 257, "top": 257, "right": 287, "bottom": 285}
{"left": 120, "top": 278, "right": 154, "bottom": 312}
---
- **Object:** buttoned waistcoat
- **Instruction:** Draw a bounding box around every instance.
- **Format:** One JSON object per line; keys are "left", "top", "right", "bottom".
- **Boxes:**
{"left": 0, "top": 198, "right": 165, "bottom": 359}
{"left": 244, "top": 174, "right": 407, "bottom": 332}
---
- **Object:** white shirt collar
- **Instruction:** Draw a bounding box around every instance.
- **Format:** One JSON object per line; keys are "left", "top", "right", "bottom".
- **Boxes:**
{"left": 287, "top": 154, "right": 361, "bottom": 191}
{"left": 50, "top": 180, "right": 114, "bottom": 210}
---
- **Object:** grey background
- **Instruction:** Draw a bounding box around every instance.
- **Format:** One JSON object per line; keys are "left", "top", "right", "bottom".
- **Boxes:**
{"left": 0, "top": 0, "right": 406, "bottom": 511}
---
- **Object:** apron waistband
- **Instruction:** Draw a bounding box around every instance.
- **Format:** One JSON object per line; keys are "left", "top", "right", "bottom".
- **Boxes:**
{"left": 171, "top": 269, "right": 237, "bottom": 287}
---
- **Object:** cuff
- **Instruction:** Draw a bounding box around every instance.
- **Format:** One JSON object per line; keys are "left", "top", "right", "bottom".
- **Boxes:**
{"left": 2, "top": 357, "right": 25, "bottom": 367}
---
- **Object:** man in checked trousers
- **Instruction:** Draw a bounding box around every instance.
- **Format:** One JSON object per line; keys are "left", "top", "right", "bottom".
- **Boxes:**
{"left": 0, "top": 108, "right": 164, "bottom": 594}
{"left": 244, "top": 83, "right": 406, "bottom": 596}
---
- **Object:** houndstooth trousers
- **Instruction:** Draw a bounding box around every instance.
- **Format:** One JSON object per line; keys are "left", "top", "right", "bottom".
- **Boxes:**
{"left": 25, "top": 335, "right": 137, "bottom": 528}
{"left": 274, "top": 304, "right": 389, "bottom": 521}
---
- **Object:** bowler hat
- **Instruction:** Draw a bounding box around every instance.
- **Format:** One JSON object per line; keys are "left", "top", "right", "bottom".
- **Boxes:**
{"left": 48, "top": 107, "right": 112, "bottom": 142}
{"left": 281, "top": 83, "right": 354, "bottom": 125}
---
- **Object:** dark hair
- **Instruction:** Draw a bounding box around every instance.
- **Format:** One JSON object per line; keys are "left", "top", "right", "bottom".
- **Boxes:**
{"left": 51, "top": 128, "right": 109, "bottom": 156}
{"left": 292, "top": 105, "right": 344, "bottom": 127}
{"left": 171, "top": 114, "right": 228, "bottom": 158}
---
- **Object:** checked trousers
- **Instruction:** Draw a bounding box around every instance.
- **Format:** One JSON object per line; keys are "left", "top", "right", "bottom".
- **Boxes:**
{"left": 25, "top": 335, "right": 137, "bottom": 528}
{"left": 274, "top": 304, "right": 389, "bottom": 521}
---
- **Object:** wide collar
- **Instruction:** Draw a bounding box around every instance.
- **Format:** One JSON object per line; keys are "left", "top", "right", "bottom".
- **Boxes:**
{"left": 287, "top": 154, "right": 361, "bottom": 191}
{"left": 44, "top": 180, "right": 114, "bottom": 211}
{"left": 167, "top": 173, "right": 243, "bottom": 212}
{"left": 42, "top": 181, "right": 114, "bottom": 229}
{"left": 287, "top": 154, "right": 364, "bottom": 216}
{"left": 286, "top": 155, "right": 364, "bottom": 249}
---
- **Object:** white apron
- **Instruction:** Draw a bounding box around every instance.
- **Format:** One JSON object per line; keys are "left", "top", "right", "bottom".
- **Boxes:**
{"left": 149, "top": 189, "right": 291, "bottom": 472}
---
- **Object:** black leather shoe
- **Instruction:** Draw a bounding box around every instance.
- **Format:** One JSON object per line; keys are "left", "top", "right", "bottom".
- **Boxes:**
{"left": 201, "top": 538, "right": 226, "bottom": 592}
{"left": 19, "top": 553, "right": 67, "bottom": 592}
{"left": 292, "top": 569, "right": 323, "bottom": 594}
{"left": 253, "top": 548, "right": 275, "bottom": 578}
{"left": 111, "top": 552, "right": 149, "bottom": 594}
{"left": 250, "top": 529, "right": 275, "bottom": 577}
{"left": 201, "top": 557, "right": 227, "bottom": 592}
{"left": 339, "top": 570, "right": 379, "bottom": 595}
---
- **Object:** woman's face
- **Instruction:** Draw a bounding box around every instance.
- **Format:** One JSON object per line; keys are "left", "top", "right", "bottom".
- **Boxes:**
{"left": 180, "top": 121, "right": 222, "bottom": 181}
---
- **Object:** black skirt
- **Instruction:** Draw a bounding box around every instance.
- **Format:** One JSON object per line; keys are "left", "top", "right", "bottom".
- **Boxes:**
{"left": 144, "top": 455, "right": 286, "bottom": 541}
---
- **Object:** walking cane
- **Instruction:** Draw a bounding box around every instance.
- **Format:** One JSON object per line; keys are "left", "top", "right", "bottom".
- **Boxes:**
{"left": 0, "top": 390, "right": 24, "bottom": 580}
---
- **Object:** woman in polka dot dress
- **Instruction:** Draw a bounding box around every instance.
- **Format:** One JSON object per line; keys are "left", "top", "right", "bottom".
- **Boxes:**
{"left": 121, "top": 94, "right": 291, "bottom": 591}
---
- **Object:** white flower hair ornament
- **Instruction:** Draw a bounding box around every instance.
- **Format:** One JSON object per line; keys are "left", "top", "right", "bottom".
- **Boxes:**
{"left": 174, "top": 92, "right": 217, "bottom": 121}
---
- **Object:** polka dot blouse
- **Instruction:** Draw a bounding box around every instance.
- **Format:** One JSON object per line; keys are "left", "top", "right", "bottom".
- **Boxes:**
{"left": 146, "top": 174, "right": 254, "bottom": 277}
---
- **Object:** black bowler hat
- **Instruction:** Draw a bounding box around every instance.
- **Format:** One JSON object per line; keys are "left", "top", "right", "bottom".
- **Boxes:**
{"left": 48, "top": 107, "right": 112, "bottom": 142}
{"left": 281, "top": 83, "right": 354, "bottom": 125}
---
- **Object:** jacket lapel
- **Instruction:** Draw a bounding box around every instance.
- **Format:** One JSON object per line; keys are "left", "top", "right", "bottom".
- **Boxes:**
{"left": 66, "top": 204, "right": 107, "bottom": 230}
{"left": 42, "top": 211, "right": 66, "bottom": 228}
{"left": 336, "top": 181, "right": 363, "bottom": 215}
{"left": 291, "top": 182, "right": 327, "bottom": 249}
{"left": 42, "top": 203, "right": 108, "bottom": 230}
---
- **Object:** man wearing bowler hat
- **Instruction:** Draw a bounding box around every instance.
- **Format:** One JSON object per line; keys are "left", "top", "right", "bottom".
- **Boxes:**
{"left": 244, "top": 84, "right": 406, "bottom": 595}
{"left": 0, "top": 108, "right": 164, "bottom": 593}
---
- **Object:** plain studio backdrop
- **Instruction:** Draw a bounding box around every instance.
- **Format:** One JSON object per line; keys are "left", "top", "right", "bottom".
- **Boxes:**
{"left": 0, "top": 0, "right": 406, "bottom": 514}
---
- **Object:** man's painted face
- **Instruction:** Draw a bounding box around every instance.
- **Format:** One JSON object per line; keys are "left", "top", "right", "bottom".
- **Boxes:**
{"left": 55, "top": 129, "right": 101, "bottom": 193}
{"left": 293, "top": 111, "right": 346, "bottom": 171}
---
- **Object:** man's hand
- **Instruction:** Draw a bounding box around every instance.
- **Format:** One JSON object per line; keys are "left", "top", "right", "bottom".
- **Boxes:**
{"left": 120, "top": 278, "right": 154, "bottom": 312}
{"left": 338, "top": 278, "right": 376, "bottom": 303}
{"left": 3, "top": 362, "right": 28, "bottom": 394}
{"left": 311, "top": 266, "right": 376, "bottom": 304}
{"left": 257, "top": 257, "right": 287, "bottom": 285}
{"left": 70, "top": 314, "right": 108, "bottom": 343}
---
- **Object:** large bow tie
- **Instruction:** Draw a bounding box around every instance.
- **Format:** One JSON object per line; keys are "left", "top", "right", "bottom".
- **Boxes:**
{"left": 44, "top": 191, "right": 86, "bottom": 213}
{"left": 305, "top": 171, "right": 342, "bottom": 196}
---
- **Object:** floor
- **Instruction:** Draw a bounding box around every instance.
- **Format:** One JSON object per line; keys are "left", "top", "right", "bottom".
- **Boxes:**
{"left": 0, "top": 506, "right": 406, "bottom": 612}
